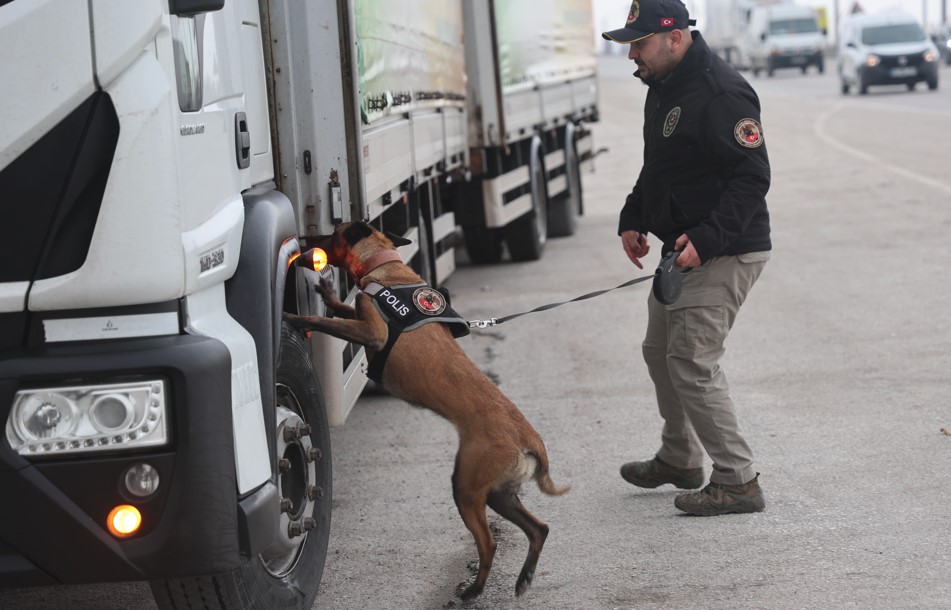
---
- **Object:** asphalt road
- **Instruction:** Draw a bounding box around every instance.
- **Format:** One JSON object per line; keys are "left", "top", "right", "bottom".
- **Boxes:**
{"left": 309, "top": 58, "right": 951, "bottom": 609}
{"left": 3, "top": 56, "right": 950, "bottom": 610}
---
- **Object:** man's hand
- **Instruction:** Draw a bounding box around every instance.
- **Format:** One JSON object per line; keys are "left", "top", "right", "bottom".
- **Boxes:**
{"left": 621, "top": 230, "right": 650, "bottom": 269}
{"left": 674, "top": 234, "right": 701, "bottom": 268}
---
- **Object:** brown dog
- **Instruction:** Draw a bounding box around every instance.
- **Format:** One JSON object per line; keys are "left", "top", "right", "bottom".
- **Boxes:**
{"left": 284, "top": 221, "right": 568, "bottom": 599}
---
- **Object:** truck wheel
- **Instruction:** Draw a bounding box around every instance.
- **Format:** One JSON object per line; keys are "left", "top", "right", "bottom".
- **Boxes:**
{"left": 927, "top": 77, "right": 938, "bottom": 91}
{"left": 505, "top": 138, "right": 548, "bottom": 261}
{"left": 151, "top": 322, "right": 332, "bottom": 610}
{"left": 859, "top": 71, "right": 869, "bottom": 95}
{"left": 547, "top": 128, "right": 582, "bottom": 238}
{"left": 462, "top": 226, "right": 504, "bottom": 264}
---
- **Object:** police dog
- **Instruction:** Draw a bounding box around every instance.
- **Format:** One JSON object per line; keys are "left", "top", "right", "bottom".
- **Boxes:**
{"left": 284, "top": 221, "right": 567, "bottom": 599}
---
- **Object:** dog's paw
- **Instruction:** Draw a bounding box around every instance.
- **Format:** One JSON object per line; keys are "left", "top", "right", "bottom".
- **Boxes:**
{"left": 457, "top": 580, "right": 485, "bottom": 600}
{"left": 317, "top": 277, "right": 336, "bottom": 299}
{"left": 515, "top": 569, "right": 535, "bottom": 597}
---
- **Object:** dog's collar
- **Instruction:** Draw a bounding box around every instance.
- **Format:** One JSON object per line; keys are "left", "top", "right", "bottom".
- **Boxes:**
{"left": 352, "top": 250, "right": 403, "bottom": 285}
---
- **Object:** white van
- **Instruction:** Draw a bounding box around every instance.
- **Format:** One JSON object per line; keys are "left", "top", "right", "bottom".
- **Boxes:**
{"left": 742, "top": 3, "right": 826, "bottom": 77}
{"left": 839, "top": 11, "right": 940, "bottom": 94}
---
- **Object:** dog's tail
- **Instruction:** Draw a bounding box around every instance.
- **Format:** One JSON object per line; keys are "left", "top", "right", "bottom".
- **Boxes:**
{"left": 528, "top": 449, "right": 570, "bottom": 496}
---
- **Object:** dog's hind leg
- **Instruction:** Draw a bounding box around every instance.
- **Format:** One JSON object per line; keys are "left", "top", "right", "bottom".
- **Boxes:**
{"left": 486, "top": 489, "right": 550, "bottom": 596}
{"left": 452, "top": 470, "right": 496, "bottom": 598}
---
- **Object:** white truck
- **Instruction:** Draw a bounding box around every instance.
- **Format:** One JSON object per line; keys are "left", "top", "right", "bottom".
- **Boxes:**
{"left": 0, "top": 0, "right": 597, "bottom": 608}
{"left": 740, "top": 2, "right": 826, "bottom": 76}
{"left": 687, "top": 0, "right": 824, "bottom": 73}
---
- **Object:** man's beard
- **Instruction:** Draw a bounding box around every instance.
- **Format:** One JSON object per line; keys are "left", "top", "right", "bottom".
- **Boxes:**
{"left": 634, "top": 69, "right": 661, "bottom": 87}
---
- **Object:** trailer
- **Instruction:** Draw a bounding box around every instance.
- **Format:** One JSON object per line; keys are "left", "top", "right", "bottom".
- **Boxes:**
{"left": 0, "top": 0, "right": 597, "bottom": 608}
{"left": 455, "top": 0, "right": 599, "bottom": 263}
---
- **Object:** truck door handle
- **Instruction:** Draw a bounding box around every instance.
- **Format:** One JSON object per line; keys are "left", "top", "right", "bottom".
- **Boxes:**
{"left": 235, "top": 112, "right": 250, "bottom": 169}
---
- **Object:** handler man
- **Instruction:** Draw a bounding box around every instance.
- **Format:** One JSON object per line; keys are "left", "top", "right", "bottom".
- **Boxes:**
{"left": 603, "top": 0, "right": 772, "bottom": 516}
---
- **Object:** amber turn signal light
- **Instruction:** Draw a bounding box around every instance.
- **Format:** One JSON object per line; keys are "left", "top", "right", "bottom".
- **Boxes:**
{"left": 294, "top": 247, "right": 328, "bottom": 272}
{"left": 107, "top": 504, "right": 142, "bottom": 538}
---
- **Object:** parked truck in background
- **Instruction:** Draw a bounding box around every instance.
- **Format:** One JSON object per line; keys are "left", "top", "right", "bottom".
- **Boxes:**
{"left": 740, "top": 2, "right": 826, "bottom": 76}
{"left": 687, "top": 0, "right": 825, "bottom": 74}
{"left": 455, "top": 1, "right": 598, "bottom": 263}
{"left": 687, "top": 0, "right": 748, "bottom": 64}
{"left": 0, "top": 0, "right": 597, "bottom": 608}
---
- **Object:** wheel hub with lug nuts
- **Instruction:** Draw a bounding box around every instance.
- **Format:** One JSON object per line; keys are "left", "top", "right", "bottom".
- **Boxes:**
{"left": 258, "top": 404, "right": 323, "bottom": 576}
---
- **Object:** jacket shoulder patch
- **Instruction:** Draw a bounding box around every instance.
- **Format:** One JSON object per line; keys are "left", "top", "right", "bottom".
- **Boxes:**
{"left": 734, "top": 118, "right": 764, "bottom": 148}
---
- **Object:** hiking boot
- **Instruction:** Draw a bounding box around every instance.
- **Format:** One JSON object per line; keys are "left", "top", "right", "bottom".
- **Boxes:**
{"left": 674, "top": 474, "right": 766, "bottom": 516}
{"left": 620, "top": 456, "right": 704, "bottom": 490}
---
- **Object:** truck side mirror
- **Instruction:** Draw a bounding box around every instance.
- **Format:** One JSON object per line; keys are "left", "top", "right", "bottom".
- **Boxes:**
{"left": 169, "top": 0, "right": 225, "bottom": 17}
{"left": 846, "top": 41, "right": 856, "bottom": 49}
{"left": 760, "top": 32, "right": 767, "bottom": 41}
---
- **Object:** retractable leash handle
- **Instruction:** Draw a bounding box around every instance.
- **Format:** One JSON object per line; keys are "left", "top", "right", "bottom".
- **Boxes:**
{"left": 652, "top": 249, "right": 690, "bottom": 305}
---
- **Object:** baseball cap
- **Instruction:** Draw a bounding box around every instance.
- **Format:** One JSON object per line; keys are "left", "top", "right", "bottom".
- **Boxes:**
{"left": 602, "top": 0, "right": 696, "bottom": 43}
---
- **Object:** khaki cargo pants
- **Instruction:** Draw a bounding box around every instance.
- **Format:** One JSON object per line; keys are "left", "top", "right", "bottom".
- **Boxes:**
{"left": 642, "top": 251, "right": 769, "bottom": 485}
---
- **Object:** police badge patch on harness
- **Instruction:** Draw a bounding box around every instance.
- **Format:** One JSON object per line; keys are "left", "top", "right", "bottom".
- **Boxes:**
{"left": 413, "top": 287, "right": 447, "bottom": 315}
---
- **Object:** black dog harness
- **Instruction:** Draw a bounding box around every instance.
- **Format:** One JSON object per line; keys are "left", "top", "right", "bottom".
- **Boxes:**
{"left": 364, "top": 282, "right": 470, "bottom": 382}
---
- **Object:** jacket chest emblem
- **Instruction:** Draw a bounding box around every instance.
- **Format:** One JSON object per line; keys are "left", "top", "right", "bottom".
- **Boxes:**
{"left": 663, "top": 106, "right": 681, "bottom": 137}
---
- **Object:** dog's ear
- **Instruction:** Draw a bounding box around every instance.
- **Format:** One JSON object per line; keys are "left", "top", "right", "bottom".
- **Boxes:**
{"left": 384, "top": 231, "right": 412, "bottom": 247}
{"left": 342, "top": 222, "right": 374, "bottom": 246}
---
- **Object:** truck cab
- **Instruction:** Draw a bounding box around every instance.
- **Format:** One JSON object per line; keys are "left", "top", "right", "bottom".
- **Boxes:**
{"left": 742, "top": 3, "right": 825, "bottom": 77}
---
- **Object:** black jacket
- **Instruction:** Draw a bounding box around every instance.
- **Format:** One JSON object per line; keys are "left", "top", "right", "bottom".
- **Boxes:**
{"left": 618, "top": 32, "right": 771, "bottom": 262}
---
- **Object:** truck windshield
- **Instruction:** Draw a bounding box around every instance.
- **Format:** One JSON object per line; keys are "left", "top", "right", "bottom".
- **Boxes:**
{"left": 861, "top": 23, "right": 926, "bottom": 45}
{"left": 769, "top": 18, "right": 819, "bottom": 35}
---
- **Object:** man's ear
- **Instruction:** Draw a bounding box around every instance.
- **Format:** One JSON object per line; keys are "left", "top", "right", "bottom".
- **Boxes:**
{"left": 384, "top": 230, "right": 412, "bottom": 247}
{"left": 342, "top": 222, "right": 374, "bottom": 245}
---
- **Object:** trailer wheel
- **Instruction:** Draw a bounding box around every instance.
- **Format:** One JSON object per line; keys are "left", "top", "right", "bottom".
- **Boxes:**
{"left": 505, "top": 137, "right": 548, "bottom": 261}
{"left": 462, "top": 226, "right": 504, "bottom": 264}
{"left": 547, "top": 125, "right": 582, "bottom": 238}
{"left": 151, "top": 322, "right": 332, "bottom": 610}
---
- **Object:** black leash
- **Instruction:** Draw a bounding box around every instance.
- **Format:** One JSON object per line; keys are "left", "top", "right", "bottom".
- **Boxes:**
{"left": 467, "top": 250, "right": 688, "bottom": 329}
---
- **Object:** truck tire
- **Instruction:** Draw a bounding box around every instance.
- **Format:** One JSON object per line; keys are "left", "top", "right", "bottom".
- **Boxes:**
{"left": 505, "top": 138, "right": 548, "bottom": 261}
{"left": 462, "top": 226, "right": 504, "bottom": 264}
{"left": 151, "top": 322, "right": 332, "bottom": 610}
{"left": 547, "top": 127, "right": 582, "bottom": 238}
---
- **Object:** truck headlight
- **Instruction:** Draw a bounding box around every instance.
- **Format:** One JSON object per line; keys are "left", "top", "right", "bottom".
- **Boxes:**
{"left": 5, "top": 380, "right": 169, "bottom": 456}
{"left": 923, "top": 50, "right": 937, "bottom": 62}
{"left": 866, "top": 54, "right": 880, "bottom": 67}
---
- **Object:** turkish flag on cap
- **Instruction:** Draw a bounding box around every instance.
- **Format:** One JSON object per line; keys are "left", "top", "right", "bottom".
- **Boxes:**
{"left": 661, "top": 17, "right": 674, "bottom": 26}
